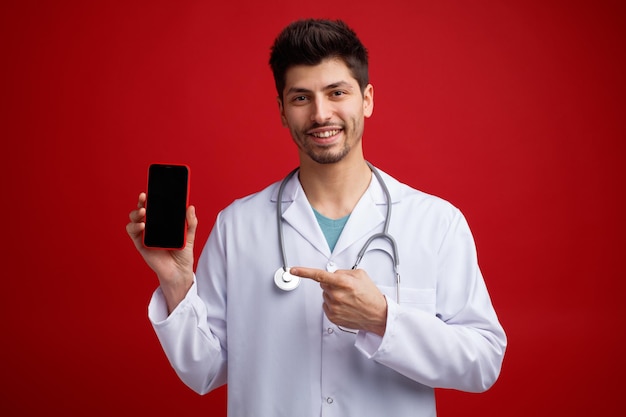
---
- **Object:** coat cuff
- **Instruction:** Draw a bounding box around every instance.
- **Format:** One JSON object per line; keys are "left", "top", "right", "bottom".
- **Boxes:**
{"left": 148, "top": 275, "right": 198, "bottom": 325}
{"left": 355, "top": 295, "right": 397, "bottom": 358}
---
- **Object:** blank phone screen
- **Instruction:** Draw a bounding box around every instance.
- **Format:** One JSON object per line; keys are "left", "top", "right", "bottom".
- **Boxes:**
{"left": 144, "top": 164, "right": 189, "bottom": 249}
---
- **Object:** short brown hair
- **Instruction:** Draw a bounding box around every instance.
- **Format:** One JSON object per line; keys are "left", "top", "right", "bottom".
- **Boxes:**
{"left": 269, "top": 19, "right": 369, "bottom": 100}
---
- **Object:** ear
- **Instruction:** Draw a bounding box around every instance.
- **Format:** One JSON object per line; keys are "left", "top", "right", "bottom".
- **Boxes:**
{"left": 277, "top": 96, "right": 288, "bottom": 127}
{"left": 363, "top": 84, "right": 374, "bottom": 118}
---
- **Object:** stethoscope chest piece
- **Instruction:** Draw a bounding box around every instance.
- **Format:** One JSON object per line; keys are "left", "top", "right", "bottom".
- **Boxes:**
{"left": 274, "top": 267, "right": 300, "bottom": 291}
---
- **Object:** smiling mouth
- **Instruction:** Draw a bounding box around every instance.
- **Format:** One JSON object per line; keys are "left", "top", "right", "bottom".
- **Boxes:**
{"left": 310, "top": 129, "right": 341, "bottom": 138}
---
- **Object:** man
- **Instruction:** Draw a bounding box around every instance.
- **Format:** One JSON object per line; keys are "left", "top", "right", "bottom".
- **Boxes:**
{"left": 127, "top": 18, "right": 506, "bottom": 416}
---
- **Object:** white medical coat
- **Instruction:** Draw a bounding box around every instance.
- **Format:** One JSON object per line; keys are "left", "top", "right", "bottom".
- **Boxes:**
{"left": 149, "top": 167, "right": 507, "bottom": 417}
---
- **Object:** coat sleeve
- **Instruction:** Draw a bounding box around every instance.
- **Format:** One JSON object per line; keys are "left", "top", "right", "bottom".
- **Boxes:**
{"left": 147, "top": 214, "right": 228, "bottom": 395}
{"left": 355, "top": 210, "right": 507, "bottom": 392}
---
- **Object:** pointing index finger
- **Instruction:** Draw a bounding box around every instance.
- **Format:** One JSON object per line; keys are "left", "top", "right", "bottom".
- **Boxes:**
{"left": 290, "top": 267, "right": 336, "bottom": 284}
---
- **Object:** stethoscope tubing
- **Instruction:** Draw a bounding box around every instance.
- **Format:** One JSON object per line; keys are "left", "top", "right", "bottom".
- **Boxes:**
{"left": 275, "top": 162, "right": 401, "bottom": 303}
{"left": 276, "top": 167, "right": 299, "bottom": 275}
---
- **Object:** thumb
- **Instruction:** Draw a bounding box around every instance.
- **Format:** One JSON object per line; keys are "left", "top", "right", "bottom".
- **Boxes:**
{"left": 185, "top": 205, "right": 198, "bottom": 247}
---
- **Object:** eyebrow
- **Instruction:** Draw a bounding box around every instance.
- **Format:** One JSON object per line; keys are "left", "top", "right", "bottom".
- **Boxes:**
{"left": 285, "top": 81, "right": 355, "bottom": 95}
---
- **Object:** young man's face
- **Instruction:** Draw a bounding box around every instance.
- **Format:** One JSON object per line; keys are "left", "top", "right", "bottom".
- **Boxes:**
{"left": 278, "top": 58, "right": 373, "bottom": 165}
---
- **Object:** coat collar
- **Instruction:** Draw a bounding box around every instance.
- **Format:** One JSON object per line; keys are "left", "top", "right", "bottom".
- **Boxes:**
{"left": 270, "top": 165, "right": 399, "bottom": 258}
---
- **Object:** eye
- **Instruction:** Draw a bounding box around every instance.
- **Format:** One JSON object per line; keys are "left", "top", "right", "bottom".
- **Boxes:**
{"left": 292, "top": 95, "right": 308, "bottom": 103}
{"left": 331, "top": 90, "right": 347, "bottom": 98}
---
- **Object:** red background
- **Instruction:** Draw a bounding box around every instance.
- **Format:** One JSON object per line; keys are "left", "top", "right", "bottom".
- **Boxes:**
{"left": 2, "top": 0, "right": 624, "bottom": 415}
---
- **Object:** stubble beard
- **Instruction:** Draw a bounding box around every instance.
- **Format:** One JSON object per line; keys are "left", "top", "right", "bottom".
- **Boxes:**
{"left": 294, "top": 122, "right": 362, "bottom": 165}
{"left": 306, "top": 141, "right": 351, "bottom": 164}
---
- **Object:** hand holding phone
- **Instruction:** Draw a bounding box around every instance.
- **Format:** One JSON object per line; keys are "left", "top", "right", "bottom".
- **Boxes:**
{"left": 126, "top": 164, "right": 196, "bottom": 312}
{"left": 143, "top": 163, "right": 190, "bottom": 249}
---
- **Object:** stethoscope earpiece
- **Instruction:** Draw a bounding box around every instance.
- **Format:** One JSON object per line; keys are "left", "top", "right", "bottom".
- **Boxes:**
{"left": 274, "top": 267, "right": 300, "bottom": 291}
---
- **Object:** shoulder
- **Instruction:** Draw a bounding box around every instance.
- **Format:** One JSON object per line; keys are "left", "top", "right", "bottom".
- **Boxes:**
{"left": 216, "top": 179, "right": 281, "bottom": 224}
{"left": 377, "top": 169, "right": 473, "bottom": 247}
{"left": 378, "top": 168, "right": 460, "bottom": 217}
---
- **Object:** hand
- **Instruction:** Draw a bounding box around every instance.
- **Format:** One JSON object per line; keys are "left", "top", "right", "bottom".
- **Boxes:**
{"left": 290, "top": 267, "right": 388, "bottom": 336}
{"left": 126, "top": 192, "right": 198, "bottom": 313}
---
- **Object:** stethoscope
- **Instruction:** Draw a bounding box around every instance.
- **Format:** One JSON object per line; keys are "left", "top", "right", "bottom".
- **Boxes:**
{"left": 273, "top": 162, "right": 401, "bottom": 303}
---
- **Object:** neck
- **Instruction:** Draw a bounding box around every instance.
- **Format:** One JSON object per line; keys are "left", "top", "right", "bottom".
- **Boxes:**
{"left": 298, "top": 157, "right": 372, "bottom": 219}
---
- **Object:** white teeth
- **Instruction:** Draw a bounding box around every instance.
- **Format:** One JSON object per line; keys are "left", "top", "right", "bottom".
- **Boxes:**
{"left": 312, "top": 130, "right": 340, "bottom": 138}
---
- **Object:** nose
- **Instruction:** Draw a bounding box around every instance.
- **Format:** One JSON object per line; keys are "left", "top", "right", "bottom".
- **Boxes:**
{"left": 311, "top": 97, "right": 332, "bottom": 124}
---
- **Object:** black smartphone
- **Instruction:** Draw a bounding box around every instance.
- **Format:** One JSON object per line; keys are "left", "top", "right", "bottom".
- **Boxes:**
{"left": 143, "top": 163, "right": 190, "bottom": 249}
